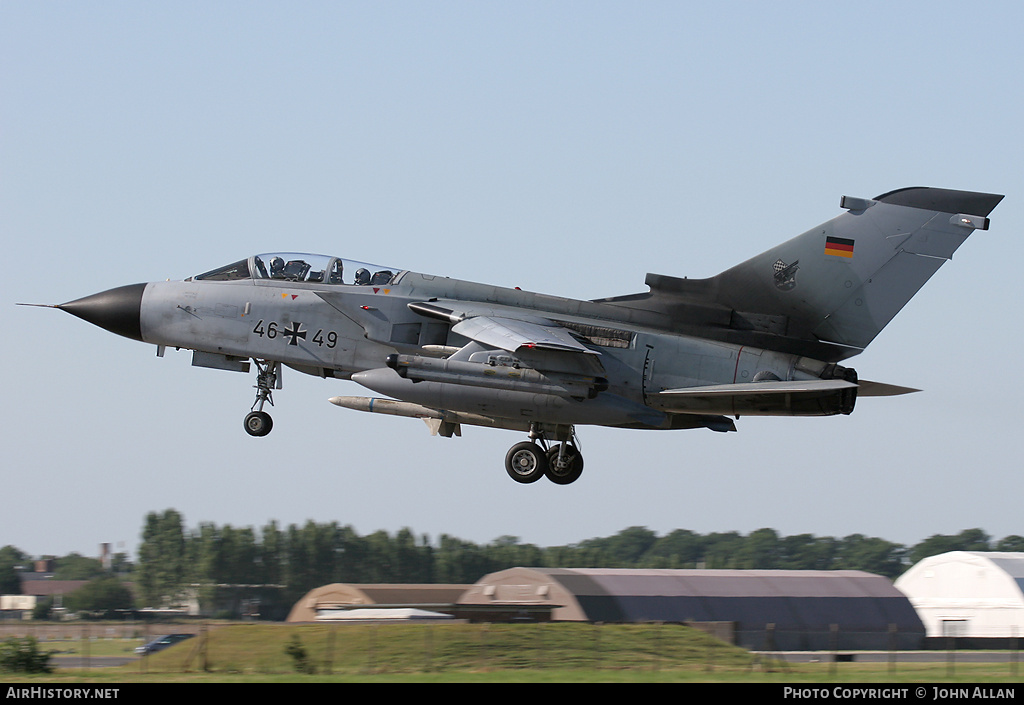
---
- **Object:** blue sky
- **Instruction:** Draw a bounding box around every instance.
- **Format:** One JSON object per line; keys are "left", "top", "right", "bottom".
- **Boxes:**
{"left": 3, "top": 2, "right": 1022, "bottom": 560}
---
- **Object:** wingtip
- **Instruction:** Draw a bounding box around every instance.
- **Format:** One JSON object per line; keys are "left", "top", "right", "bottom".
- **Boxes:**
{"left": 873, "top": 188, "right": 1004, "bottom": 217}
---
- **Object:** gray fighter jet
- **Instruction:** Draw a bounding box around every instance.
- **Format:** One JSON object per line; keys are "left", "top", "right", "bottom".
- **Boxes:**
{"left": 24, "top": 187, "right": 1002, "bottom": 485}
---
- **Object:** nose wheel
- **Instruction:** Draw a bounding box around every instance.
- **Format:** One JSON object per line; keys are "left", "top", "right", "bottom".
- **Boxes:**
{"left": 244, "top": 359, "right": 280, "bottom": 437}
{"left": 244, "top": 410, "right": 273, "bottom": 437}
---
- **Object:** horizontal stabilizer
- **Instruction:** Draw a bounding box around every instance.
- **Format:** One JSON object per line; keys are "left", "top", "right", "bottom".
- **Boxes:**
{"left": 856, "top": 380, "right": 920, "bottom": 397}
{"left": 660, "top": 379, "right": 856, "bottom": 397}
{"left": 657, "top": 378, "right": 862, "bottom": 416}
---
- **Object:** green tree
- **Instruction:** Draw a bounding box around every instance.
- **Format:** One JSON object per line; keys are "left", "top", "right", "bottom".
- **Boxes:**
{"left": 52, "top": 552, "right": 104, "bottom": 580}
{"left": 738, "top": 528, "right": 781, "bottom": 569}
{"left": 489, "top": 536, "right": 543, "bottom": 571}
{"left": 64, "top": 576, "right": 134, "bottom": 616}
{"left": 0, "top": 563, "right": 19, "bottom": 596}
{"left": 189, "top": 522, "right": 220, "bottom": 611}
{"left": 393, "top": 528, "right": 433, "bottom": 583}
{"left": 607, "top": 526, "right": 659, "bottom": 565}
{"left": 207, "top": 525, "right": 259, "bottom": 584}
{"left": 778, "top": 534, "right": 838, "bottom": 571}
{"left": 282, "top": 520, "right": 346, "bottom": 600}
{"left": 31, "top": 597, "right": 53, "bottom": 621}
{"left": 0, "top": 637, "right": 51, "bottom": 674}
{"left": 333, "top": 524, "right": 370, "bottom": 584}
{"left": 434, "top": 534, "right": 492, "bottom": 583}
{"left": 136, "top": 509, "right": 188, "bottom": 607}
{"left": 835, "top": 534, "right": 906, "bottom": 579}
{"left": 284, "top": 635, "right": 315, "bottom": 674}
{"left": 128, "top": 510, "right": 1016, "bottom": 600}
{"left": 190, "top": 522, "right": 264, "bottom": 617}
{"left": 642, "top": 529, "right": 705, "bottom": 568}
{"left": 109, "top": 552, "right": 133, "bottom": 576}
{"left": 701, "top": 532, "right": 745, "bottom": 569}
{"left": 572, "top": 526, "right": 658, "bottom": 566}
{"left": 908, "top": 528, "right": 991, "bottom": 566}
{"left": 995, "top": 535, "right": 1024, "bottom": 552}
{"left": 260, "top": 520, "right": 285, "bottom": 586}
{"left": 0, "top": 546, "right": 27, "bottom": 595}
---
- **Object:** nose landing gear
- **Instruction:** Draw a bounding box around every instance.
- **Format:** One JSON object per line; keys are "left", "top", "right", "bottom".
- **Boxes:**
{"left": 244, "top": 359, "right": 280, "bottom": 437}
{"left": 504, "top": 424, "right": 584, "bottom": 485}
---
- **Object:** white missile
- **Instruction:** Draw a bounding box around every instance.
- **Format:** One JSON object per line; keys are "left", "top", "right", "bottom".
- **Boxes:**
{"left": 328, "top": 395, "right": 443, "bottom": 419}
{"left": 328, "top": 395, "right": 532, "bottom": 434}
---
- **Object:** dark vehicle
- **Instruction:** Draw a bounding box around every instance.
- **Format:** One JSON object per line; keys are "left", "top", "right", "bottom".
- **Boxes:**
{"left": 135, "top": 633, "right": 194, "bottom": 655}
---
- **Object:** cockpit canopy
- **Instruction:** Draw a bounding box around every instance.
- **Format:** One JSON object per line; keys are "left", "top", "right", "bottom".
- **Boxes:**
{"left": 192, "top": 253, "right": 401, "bottom": 287}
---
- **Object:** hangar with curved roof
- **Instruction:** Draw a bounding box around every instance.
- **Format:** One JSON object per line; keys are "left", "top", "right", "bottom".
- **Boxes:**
{"left": 287, "top": 583, "right": 472, "bottom": 622}
{"left": 461, "top": 567, "right": 924, "bottom": 650}
{"left": 894, "top": 551, "right": 1024, "bottom": 640}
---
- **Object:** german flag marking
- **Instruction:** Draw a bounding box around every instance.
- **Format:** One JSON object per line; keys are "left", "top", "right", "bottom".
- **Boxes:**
{"left": 824, "top": 236, "right": 854, "bottom": 258}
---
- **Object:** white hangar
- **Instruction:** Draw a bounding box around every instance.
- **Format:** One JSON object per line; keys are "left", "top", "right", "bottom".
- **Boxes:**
{"left": 894, "top": 552, "right": 1024, "bottom": 639}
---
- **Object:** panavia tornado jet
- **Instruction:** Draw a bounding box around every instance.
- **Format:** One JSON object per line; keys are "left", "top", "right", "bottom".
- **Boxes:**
{"left": 23, "top": 187, "right": 1002, "bottom": 485}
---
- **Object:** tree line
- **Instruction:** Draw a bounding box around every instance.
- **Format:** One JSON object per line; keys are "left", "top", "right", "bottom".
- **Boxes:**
{"left": 3, "top": 512, "right": 1021, "bottom": 620}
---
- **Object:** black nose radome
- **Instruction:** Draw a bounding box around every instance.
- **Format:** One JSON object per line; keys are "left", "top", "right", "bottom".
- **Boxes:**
{"left": 58, "top": 283, "right": 146, "bottom": 342}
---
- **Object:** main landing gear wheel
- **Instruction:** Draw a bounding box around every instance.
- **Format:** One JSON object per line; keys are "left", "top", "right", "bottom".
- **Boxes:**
{"left": 505, "top": 441, "right": 548, "bottom": 483}
{"left": 244, "top": 411, "right": 273, "bottom": 437}
{"left": 545, "top": 444, "right": 584, "bottom": 485}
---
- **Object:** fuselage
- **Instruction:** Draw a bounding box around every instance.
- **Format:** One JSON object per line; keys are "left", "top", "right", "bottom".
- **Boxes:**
{"left": 119, "top": 253, "right": 854, "bottom": 431}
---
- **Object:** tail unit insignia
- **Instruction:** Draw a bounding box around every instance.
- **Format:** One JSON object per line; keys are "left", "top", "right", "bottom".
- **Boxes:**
{"left": 824, "top": 236, "right": 855, "bottom": 258}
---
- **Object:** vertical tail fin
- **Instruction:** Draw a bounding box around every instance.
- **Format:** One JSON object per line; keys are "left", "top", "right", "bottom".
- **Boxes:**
{"left": 711, "top": 187, "right": 1002, "bottom": 350}
{"left": 597, "top": 188, "right": 1002, "bottom": 361}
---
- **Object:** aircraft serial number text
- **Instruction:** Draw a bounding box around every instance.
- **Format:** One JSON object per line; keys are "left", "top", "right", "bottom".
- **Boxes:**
{"left": 251, "top": 319, "right": 337, "bottom": 348}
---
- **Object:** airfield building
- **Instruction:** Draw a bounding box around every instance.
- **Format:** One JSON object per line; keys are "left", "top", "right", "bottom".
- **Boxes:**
{"left": 894, "top": 551, "right": 1024, "bottom": 643}
{"left": 287, "top": 583, "right": 474, "bottom": 622}
{"left": 284, "top": 568, "right": 928, "bottom": 650}
{"left": 462, "top": 567, "right": 925, "bottom": 650}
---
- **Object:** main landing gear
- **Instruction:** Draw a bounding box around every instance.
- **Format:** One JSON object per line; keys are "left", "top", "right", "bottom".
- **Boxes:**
{"left": 504, "top": 424, "right": 584, "bottom": 485}
{"left": 244, "top": 359, "right": 280, "bottom": 437}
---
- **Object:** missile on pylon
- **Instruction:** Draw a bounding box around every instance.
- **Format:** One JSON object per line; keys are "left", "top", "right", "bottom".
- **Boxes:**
{"left": 328, "top": 395, "right": 532, "bottom": 435}
{"left": 329, "top": 395, "right": 443, "bottom": 419}
{"left": 385, "top": 353, "right": 607, "bottom": 400}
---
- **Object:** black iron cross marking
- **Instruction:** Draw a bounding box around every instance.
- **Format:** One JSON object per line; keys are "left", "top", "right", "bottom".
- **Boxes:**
{"left": 282, "top": 322, "right": 307, "bottom": 346}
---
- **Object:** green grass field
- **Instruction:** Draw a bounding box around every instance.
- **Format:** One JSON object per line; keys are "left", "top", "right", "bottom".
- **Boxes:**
{"left": 10, "top": 622, "right": 1024, "bottom": 683}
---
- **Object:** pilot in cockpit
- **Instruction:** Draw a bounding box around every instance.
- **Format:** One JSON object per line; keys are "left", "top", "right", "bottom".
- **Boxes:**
{"left": 269, "top": 257, "right": 285, "bottom": 279}
{"left": 370, "top": 270, "right": 393, "bottom": 285}
{"left": 354, "top": 268, "right": 371, "bottom": 285}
